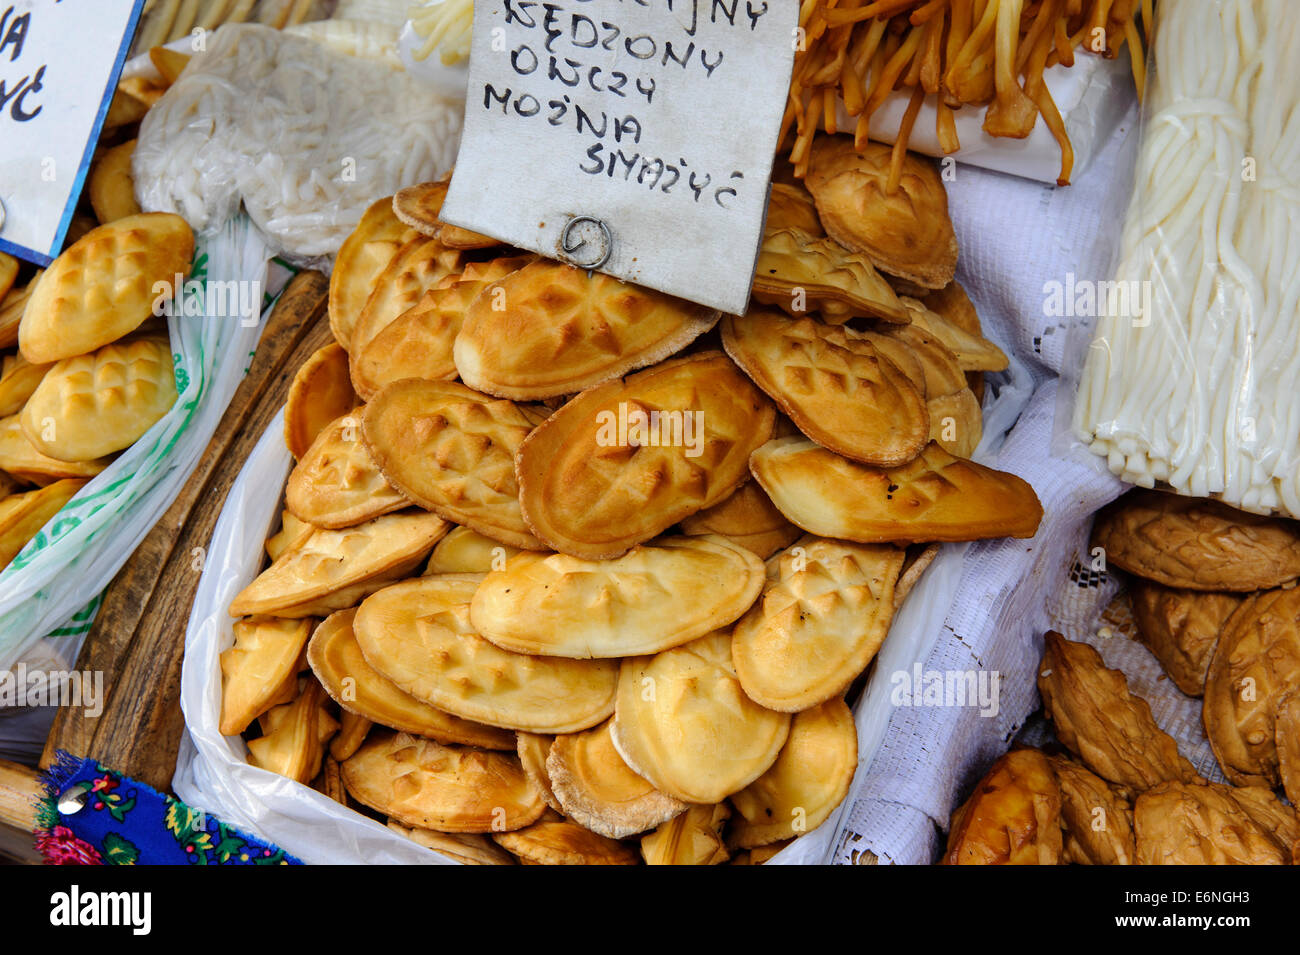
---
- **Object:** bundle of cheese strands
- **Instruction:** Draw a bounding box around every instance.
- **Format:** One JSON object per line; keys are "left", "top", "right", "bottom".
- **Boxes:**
{"left": 1075, "top": 0, "right": 1300, "bottom": 517}
{"left": 134, "top": 24, "right": 462, "bottom": 259}
{"left": 217, "top": 159, "right": 1041, "bottom": 864}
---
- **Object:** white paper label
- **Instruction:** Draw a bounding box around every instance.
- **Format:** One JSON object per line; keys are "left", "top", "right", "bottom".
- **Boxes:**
{"left": 441, "top": 0, "right": 797, "bottom": 315}
{"left": 0, "top": 0, "right": 145, "bottom": 265}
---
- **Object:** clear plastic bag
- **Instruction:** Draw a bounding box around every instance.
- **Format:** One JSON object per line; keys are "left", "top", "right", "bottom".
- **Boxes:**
{"left": 133, "top": 23, "right": 463, "bottom": 265}
{"left": 1067, "top": 0, "right": 1300, "bottom": 518}
{"left": 0, "top": 217, "right": 273, "bottom": 675}
{"left": 174, "top": 412, "right": 456, "bottom": 865}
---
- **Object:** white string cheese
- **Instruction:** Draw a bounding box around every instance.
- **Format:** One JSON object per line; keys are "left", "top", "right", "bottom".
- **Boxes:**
{"left": 1075, "top": 0, "right": 1300, "bottom": 517}
{"left": 133, "top": 23, "right": 462, "bottom": 259}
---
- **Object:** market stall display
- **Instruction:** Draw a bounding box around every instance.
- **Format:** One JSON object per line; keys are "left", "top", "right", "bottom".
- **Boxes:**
{"left": 172, "top": 144, "right": 1053, "bottom": 863}
{"left": 1090, "top": 492, "right": 1300, "bottom": 805}
{"left": 0, "top": 128, "right": 271, "bottom": 688}
{"left": 936, "top": 480, "right": 1300, "bottom": 867}
{"left": 0, "top": 7, "right": 469, "bottom": 762}
{"left": 3, "top": 0, "right": 1296, "bottom": 879}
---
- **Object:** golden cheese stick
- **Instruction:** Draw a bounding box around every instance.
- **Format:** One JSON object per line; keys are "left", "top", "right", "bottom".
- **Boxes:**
{"left": 166, "top": 0, "right": 202, "bottom": 42}
{"left": 196, "top": 0, "right": 234, "bottom": 31}
{"left": 288, "top": 0, "right": 317, "bottom": 26}
{"left": 257, "top": 0, "right": 294, "bottom": 28}
{"left": 226, "top": 0, "right": 258, "bottom": 23}
{"left": 134, "top": 0, "right": 181, "bottom": 54}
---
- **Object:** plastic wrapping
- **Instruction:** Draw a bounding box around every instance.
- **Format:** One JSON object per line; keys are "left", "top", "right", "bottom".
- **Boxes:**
{"left": 133, "top": 23, "right": 463, "bottom": 264}
{"left": 1069, "top": 0, "right": 1300, "bottom": 518}
{"left": 174, "top": 412, "right": 456, "bottom": 865}
{"left": 174, "top": 339, "right": 1033, "bottom": 864}
{"left": 0, "top": 217, "right": 274, "bottom": 678}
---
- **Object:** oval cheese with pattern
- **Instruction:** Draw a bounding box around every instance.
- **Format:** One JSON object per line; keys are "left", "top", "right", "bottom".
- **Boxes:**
{"left": 342, "top": 731, "right": 546, "bottom": 834}
{"left": 354, "top": 575, "right": 618, "bottom": 734}
{"left": 363, "top": 379, "right": 546, "bottom": 550}
{"left": 307, "top": 608, "right": 514, "bottom": 750}
{"left": 454, "top": 259, "right": 718, "bottom": 400}
{"left": 19, "top": 213, "right": 194, "bottom": 363}
{"left": 21, "top": 336, "right": 177, "bottom": 462}
{"left": 610, "top": 630, "right": 790, "bottom": 804}
{"left": 732, "top": 536, "right": 905, "bottom": 711}
{"left": 470, "top": 535, "right": 763, "bottom": 659}
{"left": 517, "top": 351, "right": 775, "bottom": 559}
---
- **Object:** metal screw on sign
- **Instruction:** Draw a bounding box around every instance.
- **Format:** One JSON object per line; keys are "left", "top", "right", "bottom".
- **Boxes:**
{"left": 57, "top": 783, "right": 90, "bottom": 815}
{"left": 559, "top": 215, "right": 613, "bottom": 274}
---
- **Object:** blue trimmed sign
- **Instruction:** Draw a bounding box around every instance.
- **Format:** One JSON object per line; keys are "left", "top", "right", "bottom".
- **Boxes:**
{"left": 0, "top": 0, "right": 146, "bottom": 266}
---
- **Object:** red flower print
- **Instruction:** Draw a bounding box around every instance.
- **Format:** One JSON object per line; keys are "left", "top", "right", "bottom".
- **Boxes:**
{"left": 90, "top": 775, "right": 117, "bottom": 794}
{"left": 35, "top": 826, "right": 103, "bottom": 866}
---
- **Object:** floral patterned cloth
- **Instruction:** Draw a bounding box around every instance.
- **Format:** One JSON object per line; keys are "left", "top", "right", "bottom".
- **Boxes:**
{"left": 34, "top": 751, "right": 301, "bottom": 865}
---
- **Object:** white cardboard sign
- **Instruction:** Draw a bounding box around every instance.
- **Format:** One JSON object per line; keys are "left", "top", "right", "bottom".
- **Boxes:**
{"left": 441, "top": 0, "right": 797, "bottom": 316}
{"left": 0, "top": 0, "right": 146, "bottom": 266}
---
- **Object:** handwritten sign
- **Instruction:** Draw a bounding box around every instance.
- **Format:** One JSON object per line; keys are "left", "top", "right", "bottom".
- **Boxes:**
{"left": 0, "top": 0, "right": 146, "bottom": 266}
{"left": 440, "top": 0, "right": 797, "bottom": 315}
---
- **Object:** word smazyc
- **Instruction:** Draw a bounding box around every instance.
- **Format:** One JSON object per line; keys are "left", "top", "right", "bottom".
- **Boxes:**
{"left": 0, "top": 6, "right": 44, "bottom": 123}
